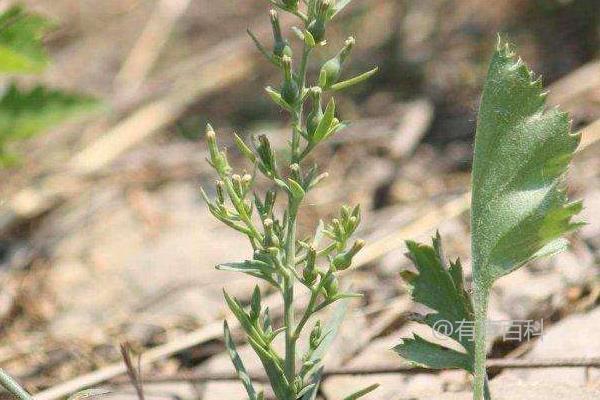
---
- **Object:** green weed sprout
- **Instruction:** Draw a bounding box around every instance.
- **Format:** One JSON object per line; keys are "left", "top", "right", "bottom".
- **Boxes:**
{"left": 203, "top": 1, "right": 378, "bottom": 399}
{"left": 393, "top": 38, "right": 583, "bottom": 400}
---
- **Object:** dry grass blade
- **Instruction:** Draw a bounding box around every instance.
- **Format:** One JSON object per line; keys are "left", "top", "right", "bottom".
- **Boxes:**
{"left": 119, "top": 343, "right": 145, "bottom": 400}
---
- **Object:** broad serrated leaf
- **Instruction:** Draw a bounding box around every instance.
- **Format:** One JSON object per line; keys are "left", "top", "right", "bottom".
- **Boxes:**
{"left": 224, "top": 321, "right": 258, "bottom": 400}
{"left": 471, "top": 39, "right": 582, "bottom": 285}
{"left": 0, "top": 6, "right": 52, "bottom": 73}
{"left": 394, "top": 234, "right": 474, "bottom": 371}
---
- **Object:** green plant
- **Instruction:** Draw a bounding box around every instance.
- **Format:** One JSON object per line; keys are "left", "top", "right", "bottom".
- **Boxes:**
{"left": 0, "top": 5, "right": 99, "bottom": 165}
{"left": 202, "top": 1, "right": 378, "bottom": 399}
{"left": 393, "top": 38, "right": 583, "bottom": 400}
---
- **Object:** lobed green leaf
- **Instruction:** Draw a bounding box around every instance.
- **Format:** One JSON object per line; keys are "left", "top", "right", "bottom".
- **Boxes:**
{"left": 471, "top": 39, "right": 582, "bottom": 286}
{"left": 394, "top": 234, "right": 474, "bottom": 371}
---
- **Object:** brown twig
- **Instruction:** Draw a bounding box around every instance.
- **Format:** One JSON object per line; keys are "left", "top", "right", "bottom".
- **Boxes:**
{"left": 105, "top": 358, "right": 600, "bottom": 385}
{"left": 119, "top": 343, "right": 145, "bottom": 400}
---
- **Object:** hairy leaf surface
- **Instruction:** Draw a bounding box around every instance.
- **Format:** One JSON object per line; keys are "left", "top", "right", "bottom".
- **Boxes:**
{"left": 393, "top": 234, "right": 474, "bottom": 371}
{"left": 471, "top": 40, "right": 582, "bottom": 286}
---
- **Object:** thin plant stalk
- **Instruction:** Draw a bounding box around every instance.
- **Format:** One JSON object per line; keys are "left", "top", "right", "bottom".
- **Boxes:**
{"left": 473, "top": 286, "right": 491, "bottom": 400}
{"left": 203, "top": 1, "right": 378, "bottom": 399}
{"left": 0, "top": 369, "right": 34, "bottom": 400}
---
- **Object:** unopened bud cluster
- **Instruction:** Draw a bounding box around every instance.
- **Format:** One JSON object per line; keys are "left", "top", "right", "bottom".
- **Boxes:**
{"left": 203, "top": 1, "right": 377, "bottom": 399}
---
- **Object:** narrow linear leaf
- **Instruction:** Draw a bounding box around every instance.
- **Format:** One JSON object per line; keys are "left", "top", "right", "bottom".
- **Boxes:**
{"left": 296, "top": 383, "right": 316, "bottom": 398}
{"left": 313, "top": 98, "right": 335, "bottom": 142}
{"left": 247, "top": 29, "right": 277, "bottom": 66}
{"left": 301, "top": 299, "right": 349, "bottom": 400}
{"left": 224, "top": 321, "right": 258, "bottom": 400}
{"left": 300, "top": 367, "right": 323, "bottom": 400}
{"left": 342, "top": 383, "right": 379, "bottom": 400}
{"left": 330, "top": 67, "right": 379, "bottom": 91}
{"left": 217, "top": 260, "right": 275, "bottom": 275}
{"left": 247, "top": 336, "right": 294, "bottom": 400}
{"left": 308, "top": 297, "right": 348, "bottom": 362}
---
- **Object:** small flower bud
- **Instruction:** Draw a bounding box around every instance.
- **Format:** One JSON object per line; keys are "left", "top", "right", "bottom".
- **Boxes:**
{"left": 308, "top": 0, "right": 333, "bottom": 42}
{"left": 270, "top": 10, "right": 292, "bottom": 58}
{"left": 323, "top": 274, "right": 338, "bottom": 297}
{"left": 332, "top": 239, "right": 365, "bottom": 270}
{"left": 215, "top": 180, "right": 225, "bottom": 204}
{"left": 250, "top": 286, "right": 261, "bottom": 321}
{"left": 303, "top": 247, "right": 318, "bottom": 285}
{"left": 309, "top": 321, "right": 322, "bottom": 349}
{"left": 264, "top": 189, "right": 276, "bottom": 215}
{"left": 205, "top": 124, "right": 230, "bottom": 174}
{"left": 320, "top": 37, "right": 355, "bottom": 88}
{"left": 281, "top": 56, "right": 300, "bottom": 105}
{"left": 341, "top": 205, "right": 350, "bottom": 222}
{"left": 255, "top": 134, "right": 277, "bottom": 177}
{"left": 290, "top": 163, "right": 301, "bottom": 181}
{"left": 232, "top": 174, "right": 243, "bottom": 196}
{"left": 263, "top": 218, "right": 279, "bottom": 247}
{"left": 242, "top": 174, "right": 253, "bottom": 191}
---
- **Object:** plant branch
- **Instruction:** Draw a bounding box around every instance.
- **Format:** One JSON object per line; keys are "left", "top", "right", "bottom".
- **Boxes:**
{"left": 0, "top": 369, "right": 34, "bottom": 400}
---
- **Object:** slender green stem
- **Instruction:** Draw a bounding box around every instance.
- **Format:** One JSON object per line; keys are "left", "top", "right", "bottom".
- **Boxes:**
{"left": 294, "top": 281, "right": 323, "bottom": 338}
{"left": 0, "top": 369, "right": 34, "bottom": 400}
{"left": 473, "top": 284, "right": 490, "bottom": 400}
{"left": 281, "top": 35, "right": 312, "bottom": 392}
{"left": 483, "top": 374, "right": 491, "bottom": 400}
{"left": 283, "top": 277, "right": 296, "bottom": 386}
